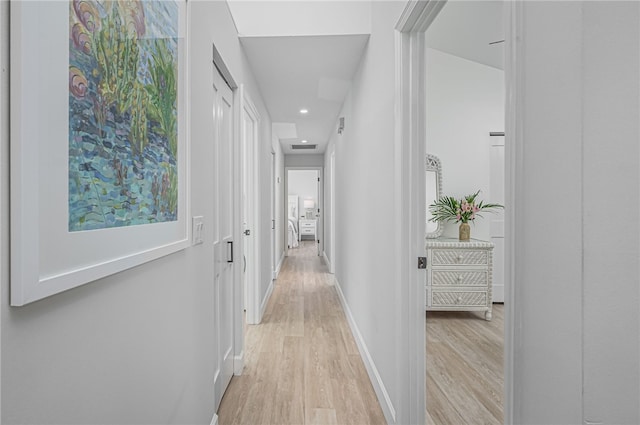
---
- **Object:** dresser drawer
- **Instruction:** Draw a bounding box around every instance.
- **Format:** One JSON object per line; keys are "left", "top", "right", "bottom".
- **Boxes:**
{"left": 300, "top": 228, "right": 315, "bottom": 235}
{"left": 432, "top": 270, "right": 488, "bottom": 287}
{"left": 431, "top": 291, "right": 487, "bottom": 307}
{"left": 432, "top": 250, "right": 488, "bottom": 266}
{"left": 300, "top": 222, "right": 315, "bottom": 229}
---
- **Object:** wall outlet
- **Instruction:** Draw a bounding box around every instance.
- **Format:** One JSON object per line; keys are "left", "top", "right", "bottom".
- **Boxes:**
{"left": 192, "top": 216, "right": 204, "bottom": 245}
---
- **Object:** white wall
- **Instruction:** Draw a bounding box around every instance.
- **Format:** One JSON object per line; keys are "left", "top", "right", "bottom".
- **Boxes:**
{"left": 288, "top": 170, "right": 318, "bottom": 221}
{"left": 512, "top": 2, "right": 639, "bottom": 423}
{"left": 227, "top": 0, "right": 371, "bottom": 37}
{"left": 426, "top": 48, "right": 504, "bottom": 241}
{"left": 326, "top": 2, "right": 408, "bottom": 423}
{"left": 0, "top": 2, "right": 276, "bottom": 423}
{"left": 284, "top": 153, "right": 324, "bottom": 168}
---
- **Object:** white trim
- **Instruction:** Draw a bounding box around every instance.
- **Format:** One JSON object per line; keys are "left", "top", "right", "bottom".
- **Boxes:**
{"left": 210, "top": 413, "right": 219, "bottom": 425}
{"left": 329, "top": 151, "right": 336, "bottom": 274}
{"left": 503, "top": 2, "right": 521, "bottom": 423}
{"left": 259, "top": 278, "right": 274, "bottom": 321}
{"left": 333, "top": 277, "right": 396, "bottom": 423}
{"left": 0, "top": 0, "right": 6, "bottom": 417}
{"left": 229, "top": 49, "right": 244, "bottom": 400}
{"left": 271, "top": 150, "right": 277, "bottom": 282}
{"left": 395, "top": 1, "right": 442, "bottom": 423}
{"left": 233, "top": 350, "right": 244, "bottom": 376}
{"left": 322, "top": 251, "right": 331, "bottom": 270}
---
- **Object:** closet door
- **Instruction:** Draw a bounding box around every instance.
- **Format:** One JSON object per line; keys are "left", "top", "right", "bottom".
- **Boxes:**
{"left": 212, "top": 63, "right": 235, "bottom": 410}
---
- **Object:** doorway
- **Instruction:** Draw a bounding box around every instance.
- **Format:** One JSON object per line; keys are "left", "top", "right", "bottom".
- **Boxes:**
{"left": 240, "top": 87, "right": 261, "bottom": 326}
{"left": 285, "top": 167, "right": 323, "bottom": 258}
{"left": 396, "top": 1, "right": 514, "bottom": 423}
{"left": 211, "top": 56, "right": 235, "bottom": 411}
{"left": 423, "top": 1, "right": 506, "bottom": 423}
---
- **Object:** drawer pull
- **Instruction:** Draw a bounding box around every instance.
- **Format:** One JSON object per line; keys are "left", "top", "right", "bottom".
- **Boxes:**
{"left": 457, "top": 255, "right": 463, "bottom": 262}
{"left": 456, "top": 296, "right": 462, "bottom": 304}
{"left": 457, "top": 275, "right": 463, "bottom": 282}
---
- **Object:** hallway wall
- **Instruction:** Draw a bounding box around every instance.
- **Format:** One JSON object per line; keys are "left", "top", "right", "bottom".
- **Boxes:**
{"left": 512, "top": 2, "right": 640, "bottom": 423}
{"left": 325, "top": 2, "right": 407, "bottom": 423}
{"left": 1, "top": 2, "right": 278, "bottom": 423}
{"left": 284, "top": 153, "right": 325, "bottom": 168}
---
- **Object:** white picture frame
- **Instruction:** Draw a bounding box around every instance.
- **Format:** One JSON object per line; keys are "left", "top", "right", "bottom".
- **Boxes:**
{"left": 10, "top": 0, "right": 189, "bottom": 306}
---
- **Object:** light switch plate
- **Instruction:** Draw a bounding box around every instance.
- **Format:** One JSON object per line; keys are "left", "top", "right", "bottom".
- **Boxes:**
{"left": 192, "top": 216, "right": 204, "bottom": 245}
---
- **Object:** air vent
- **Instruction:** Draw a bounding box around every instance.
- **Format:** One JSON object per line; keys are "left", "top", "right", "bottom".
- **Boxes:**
{"left": 291, "top": 144, "right": 317, "bottom": 150}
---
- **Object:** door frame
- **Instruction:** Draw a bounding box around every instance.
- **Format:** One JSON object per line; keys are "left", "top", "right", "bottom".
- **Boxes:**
{"left": 210, "top": 44, "right": 246, "bottom": 378}
{"left": 210, "top": 53, "right": 235, "bottom": 412}
{"left": 271, "top": 150, "right": 277, "bottom": 279}
{"left": 284, "top": 166, "right": 323, "bottom": 257}
{"left": 395, "top": 1, "right": 517, "bottom": 423}
{"left": 329, "top": 151, "right": 336, "bottom": 273}
{"left": 0, "top": 1, "right": 6, "bottom": 417}
{"left": 239, "top": 85, "right": 262, "bottom": 326}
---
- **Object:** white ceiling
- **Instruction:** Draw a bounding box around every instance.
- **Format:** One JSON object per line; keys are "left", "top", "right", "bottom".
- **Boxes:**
{"left": 426, "top": 1, "right": 504, "bottom": 70}
{"left": 240, "top": 35, "right": 369, "bottom": 155}
{"left": 233, "top": 1, "right": 503, "bottom": 156}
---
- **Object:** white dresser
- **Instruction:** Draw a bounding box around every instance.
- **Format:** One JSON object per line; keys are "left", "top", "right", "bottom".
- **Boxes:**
{"left": 425, "top": 238, "right": 494, "bottom": 321}
{"left": 299, "top": 219, "right": 316, "bottom": 241}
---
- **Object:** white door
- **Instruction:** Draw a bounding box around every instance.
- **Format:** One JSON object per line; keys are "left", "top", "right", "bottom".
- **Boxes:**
{"left": 212, "top": 65, "right": 234, "bottom": 409}
{"left": 241, "top": 92, "right": 260, "bottom": 325}
{"left": 490, "top": 134, "right": 505, "bottom": 302}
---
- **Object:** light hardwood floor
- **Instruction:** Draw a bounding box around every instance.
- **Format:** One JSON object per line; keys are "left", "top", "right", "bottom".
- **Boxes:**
{"left": 217, "top": 241, "right": 386, "bottom": 425}
{"left": 426, "top": 305, "right": 504, "bottom": 425}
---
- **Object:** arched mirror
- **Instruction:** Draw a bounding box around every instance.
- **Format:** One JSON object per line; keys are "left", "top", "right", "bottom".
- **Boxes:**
{"left": 426, "top": 154, "right": 444, "bottom": 238}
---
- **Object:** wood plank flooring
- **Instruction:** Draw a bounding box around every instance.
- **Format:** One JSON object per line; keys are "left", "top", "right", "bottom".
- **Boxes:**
{"left": 217, "top": 241, "right": 504, "bottom": 425}
{"left": 426, "top": 306, "right": 504, "bottom": 425}
{"left": 217, "top": 241, "right": 386, "bottom": 425}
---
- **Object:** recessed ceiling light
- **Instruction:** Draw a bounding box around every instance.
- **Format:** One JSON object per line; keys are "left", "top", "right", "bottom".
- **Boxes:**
{"left": 300, "top": 109, "right": 308, "bottom": 114}
{"left": 301, "top": 140, "right": 308, "bottom": 144}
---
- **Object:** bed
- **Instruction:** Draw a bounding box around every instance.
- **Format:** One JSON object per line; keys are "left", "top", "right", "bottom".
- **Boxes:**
{"left": 287, "top": 195, "right": 299, "bottom": 248}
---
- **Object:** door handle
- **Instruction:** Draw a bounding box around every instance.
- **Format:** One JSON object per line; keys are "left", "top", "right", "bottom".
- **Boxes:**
{"left": 227, "top": 241, "right": 233, "bottom": 263}
{"left": 244, "top": 229, "right": 251, "bottom": 236}
{"left": 272, "top": 219, "right": 275, "bottom": 230}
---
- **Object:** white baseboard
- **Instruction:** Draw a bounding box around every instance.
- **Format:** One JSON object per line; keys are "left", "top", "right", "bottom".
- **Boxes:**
{"left": 274, "top": 251, "right": 285, "bottom": 279}
{"left": 259, "top": 279, "right": 274, "bottom": 322}
{"left": 322, "top": 251, "right": 332, "bottom": 271}
{"left": 234, "top": 350, "right": 244, "bottom": 376}
{"left": 333, "top": 277, "right": 397, "bottom": 423}
{"left": 210, "top": 413, "right": 219, "bottom": 425}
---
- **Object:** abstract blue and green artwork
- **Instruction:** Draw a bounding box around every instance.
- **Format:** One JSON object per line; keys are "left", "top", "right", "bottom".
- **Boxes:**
{"left": 68, "top": 0, "right": 179, "bottom": 231}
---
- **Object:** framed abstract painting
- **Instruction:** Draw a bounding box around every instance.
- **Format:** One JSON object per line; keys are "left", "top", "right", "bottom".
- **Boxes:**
{"left": 11, "top": 0, "right": 189, "bottom": 306}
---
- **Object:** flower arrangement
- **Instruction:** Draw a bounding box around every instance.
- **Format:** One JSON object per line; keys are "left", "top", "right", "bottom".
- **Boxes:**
{"left": 429, "top": 190, "right": 503, "bottom": 224}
